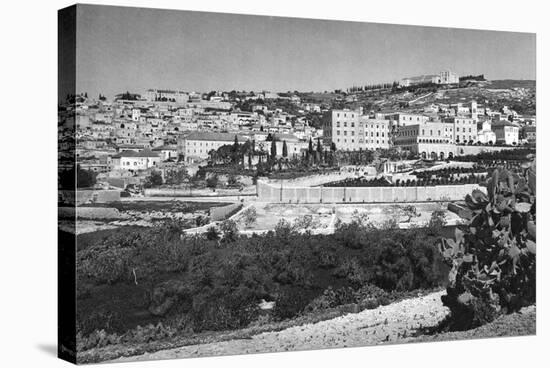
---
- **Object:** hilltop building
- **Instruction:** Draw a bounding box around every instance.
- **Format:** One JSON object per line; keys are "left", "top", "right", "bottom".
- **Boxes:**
{"left": 399, "top": 70, "right": 459, "bottom": 87}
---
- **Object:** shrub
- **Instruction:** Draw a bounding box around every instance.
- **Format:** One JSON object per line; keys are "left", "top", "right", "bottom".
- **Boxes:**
{"left": 427, "top": 209, "right": 447, "bottom": 235}
{"left": 241, "top": 207, "right": 258, "bottom": 228}
{"left": 371, "top": 238, "right": 414, "bottom": 291}
{"left": 305, "top": 286, "right": 355, "bottom": 312}
{"left": 273, "top": 288, "right": 311, "bottom": 320}
{"left": 332, "top": 258, "right": 367, "bottom": 286}
{"left": 439, "top": 163, "right": 536, "bottom": 330}
{"left": 206, "top": 174, "right": 219, "bottom": 191}
{"left": 334, "top": 220, "right": 367, "bottom": 249}
{"left": 219, "top": 219, "right": 239, "bottom": 242}
{"left": 205, "top": 226, "right": 220, "bottom": 240}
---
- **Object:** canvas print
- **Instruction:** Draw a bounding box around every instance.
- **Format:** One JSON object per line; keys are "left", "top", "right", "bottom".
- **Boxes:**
{"left": 58, "top": 4, "right": 536, "bottom": 364}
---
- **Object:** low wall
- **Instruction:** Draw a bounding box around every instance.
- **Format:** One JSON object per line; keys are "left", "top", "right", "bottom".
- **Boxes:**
{"left": 457, "top": 145, "right": 520, "bottom": 156}
{"left": 256, "top": 180, "right": 484, "bottom": 203}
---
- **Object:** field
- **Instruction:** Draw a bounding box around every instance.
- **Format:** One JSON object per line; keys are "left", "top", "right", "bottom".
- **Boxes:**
{"left": 74, "top": 220, "right": 454, "bottom": 362}
{"left": 235, "top": 202, "right": 461, "bottom": 232}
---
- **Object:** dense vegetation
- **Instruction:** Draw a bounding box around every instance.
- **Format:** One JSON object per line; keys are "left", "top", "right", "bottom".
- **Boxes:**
{"left": 324, "top": 174, "right": 486, "bottom": 188}
{"left": 439, "top": 162, "right": 536, "bottom": 330}
{"left": 452, "top": 148, "right": 535, "bottom": 163}
{"left": 76, "top": 216, "right": 450, "bottom": 350}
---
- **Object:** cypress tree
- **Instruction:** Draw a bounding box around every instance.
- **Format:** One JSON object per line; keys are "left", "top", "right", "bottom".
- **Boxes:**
{"left": 270, "top": 139, "right": 277, "bottom": 159}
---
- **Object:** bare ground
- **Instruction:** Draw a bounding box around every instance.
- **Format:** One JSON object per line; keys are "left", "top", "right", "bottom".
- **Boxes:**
{"left": 107, "top": 291, "right": 535, "bottom": 363}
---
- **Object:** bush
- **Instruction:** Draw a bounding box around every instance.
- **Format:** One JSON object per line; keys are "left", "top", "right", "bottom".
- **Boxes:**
{"left": 304, "top": 286, "right": 355, "bottom": 312}
{"left": 219, "top": 219, "right": 239, "bottom": 242}
{"left": 439, "top": 163, "right": 536, "bottom": 330}
{"left": 241, "top": 207, "right": 258, "bottom": 228}
{"left": 273, "top": 288, "right": 311, "bottom": 320}
{"left": 205, "top": 226, "right": 220, "bottom": 240}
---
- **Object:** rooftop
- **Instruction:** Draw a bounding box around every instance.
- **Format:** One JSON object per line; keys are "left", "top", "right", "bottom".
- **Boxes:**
{"left": 185, "top": 132, "right": 248, "bottom": 142}
{"left": 112, "top": 149, "right": 159, "bottom": 158}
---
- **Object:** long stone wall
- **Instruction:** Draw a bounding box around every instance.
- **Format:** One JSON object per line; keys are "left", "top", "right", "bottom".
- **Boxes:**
{"left": 256, "top": 180, "right": 484, "bottom": 203}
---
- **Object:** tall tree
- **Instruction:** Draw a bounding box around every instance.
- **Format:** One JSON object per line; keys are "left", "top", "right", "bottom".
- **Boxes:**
{"left": 282, "top": 140, "right": 288, "bottom": 158}
{"left": 270, "top": 139, "right": 277, "bottom": 159}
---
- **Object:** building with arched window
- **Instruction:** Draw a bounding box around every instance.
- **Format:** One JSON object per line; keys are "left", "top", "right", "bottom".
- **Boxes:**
{"left": 393, "top": 121, "right": 456, "bottom": 159}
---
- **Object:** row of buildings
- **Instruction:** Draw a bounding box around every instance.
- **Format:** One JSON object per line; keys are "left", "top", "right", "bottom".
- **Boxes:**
{"left": 329, "top": 99, "right": 532, "bottom": 159}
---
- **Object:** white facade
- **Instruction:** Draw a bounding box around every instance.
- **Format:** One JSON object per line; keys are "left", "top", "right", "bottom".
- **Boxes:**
{"left": 393, "top": 121, "right": 456, "bottom": 159}
{"left": 493, "top": 122, "right": 520, "bottom": 145}
{"left": 111, "top": 151, "right": 161, "bottom": 171}
{"left": 331, "top": 109, "right": 390, "bottom": 151}
{"left": 386, "top": 113, "right": 429, "bottom": 127}
{"left": 445, "top": 117, "right": 478, "bottom": 144}
{"left": 477, "top": 121, "right": 497, "bottom": 144}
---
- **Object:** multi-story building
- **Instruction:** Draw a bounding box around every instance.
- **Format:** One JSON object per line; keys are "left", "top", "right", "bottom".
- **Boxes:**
{"left": 477, "top": 121, "right": 497, "bottom": 144}
{"left": 329, "top": 108, "right": 361, "bottom": 150}
{"left": 359, "top": 117, "right": 391, "bottom": 150}
{"left": 329, "top": 109, "right": 391, "bottom": 151}
{"left": 393, "top": 121, "right": 456, "bottom": 159}
{"left": 492, "top": 121, "right": 520, "bottom": 145}
{"left": 181, "top": 132, "right": 249, "bottom": 161}
{"left": 444, "top": 117, "right": 478, "bottom": 144}
{"left": 385, "top": 113, "right": 429, "bottom": 127}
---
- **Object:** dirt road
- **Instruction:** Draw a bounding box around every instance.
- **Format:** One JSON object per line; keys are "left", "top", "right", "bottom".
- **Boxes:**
{"left": 110, "top": 291, "right": 449, "bottom": 362}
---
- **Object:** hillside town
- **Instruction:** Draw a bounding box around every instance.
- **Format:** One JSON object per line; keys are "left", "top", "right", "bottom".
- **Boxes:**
{"left": 58, "top": 71, "right": 535, "bottom": 198}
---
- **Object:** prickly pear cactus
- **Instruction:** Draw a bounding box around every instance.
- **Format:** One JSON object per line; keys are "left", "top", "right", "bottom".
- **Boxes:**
{"left": 439, "top": 162, "right": 536, "bottom": 330}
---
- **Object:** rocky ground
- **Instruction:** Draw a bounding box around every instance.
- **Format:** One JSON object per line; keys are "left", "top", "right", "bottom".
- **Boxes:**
{"left": 109, "top": 291, "right": 449, "bottom": 362}
{"left": 108, "top": 291, "right": 535, "bottom": 363}
{"left": 58, "top": 205, "right": 209, "bottom": 234}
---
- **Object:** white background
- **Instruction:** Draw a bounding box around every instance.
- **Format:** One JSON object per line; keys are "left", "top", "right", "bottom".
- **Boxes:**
{"left": 0, "top": 0, "right": 547, "bottom": 366}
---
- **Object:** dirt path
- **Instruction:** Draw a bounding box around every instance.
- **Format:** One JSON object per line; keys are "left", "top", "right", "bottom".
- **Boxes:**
{"left": 110, "top": 291, "right": 449, "bottom": 362}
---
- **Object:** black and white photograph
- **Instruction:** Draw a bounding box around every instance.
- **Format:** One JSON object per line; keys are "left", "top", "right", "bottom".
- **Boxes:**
{"left": 4, "top": 1, "right": 548, "bottom": 367}
{"left": 54, "top": 3, "right": 540, "bottom": 364}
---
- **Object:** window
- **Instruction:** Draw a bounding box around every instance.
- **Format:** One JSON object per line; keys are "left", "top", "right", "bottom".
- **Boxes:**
{"left": 344, "top": 122, "right": 347, "bottom": 127}
{"left": 336, "top": 130, "right": 340, "bottom": 136}
{"left": 336, "top": 122, "right": 340, "bottom": 127}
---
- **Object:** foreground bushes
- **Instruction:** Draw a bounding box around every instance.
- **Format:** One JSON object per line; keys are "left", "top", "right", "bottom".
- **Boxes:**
{"left": 76, "top": 217, "right": 448, "bottom": 349}
{"left": 439, "top": 163, "right": 536, "bottom": 330}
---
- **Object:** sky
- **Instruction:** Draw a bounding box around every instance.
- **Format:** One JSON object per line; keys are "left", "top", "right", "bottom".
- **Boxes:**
{"left": 68, "top": 4, "right": 536, "bottom": 100}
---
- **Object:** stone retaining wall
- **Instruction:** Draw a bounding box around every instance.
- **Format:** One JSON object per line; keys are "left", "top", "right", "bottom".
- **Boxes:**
{"left": 257, "top": 180, "right": 483, "bottom": 203}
